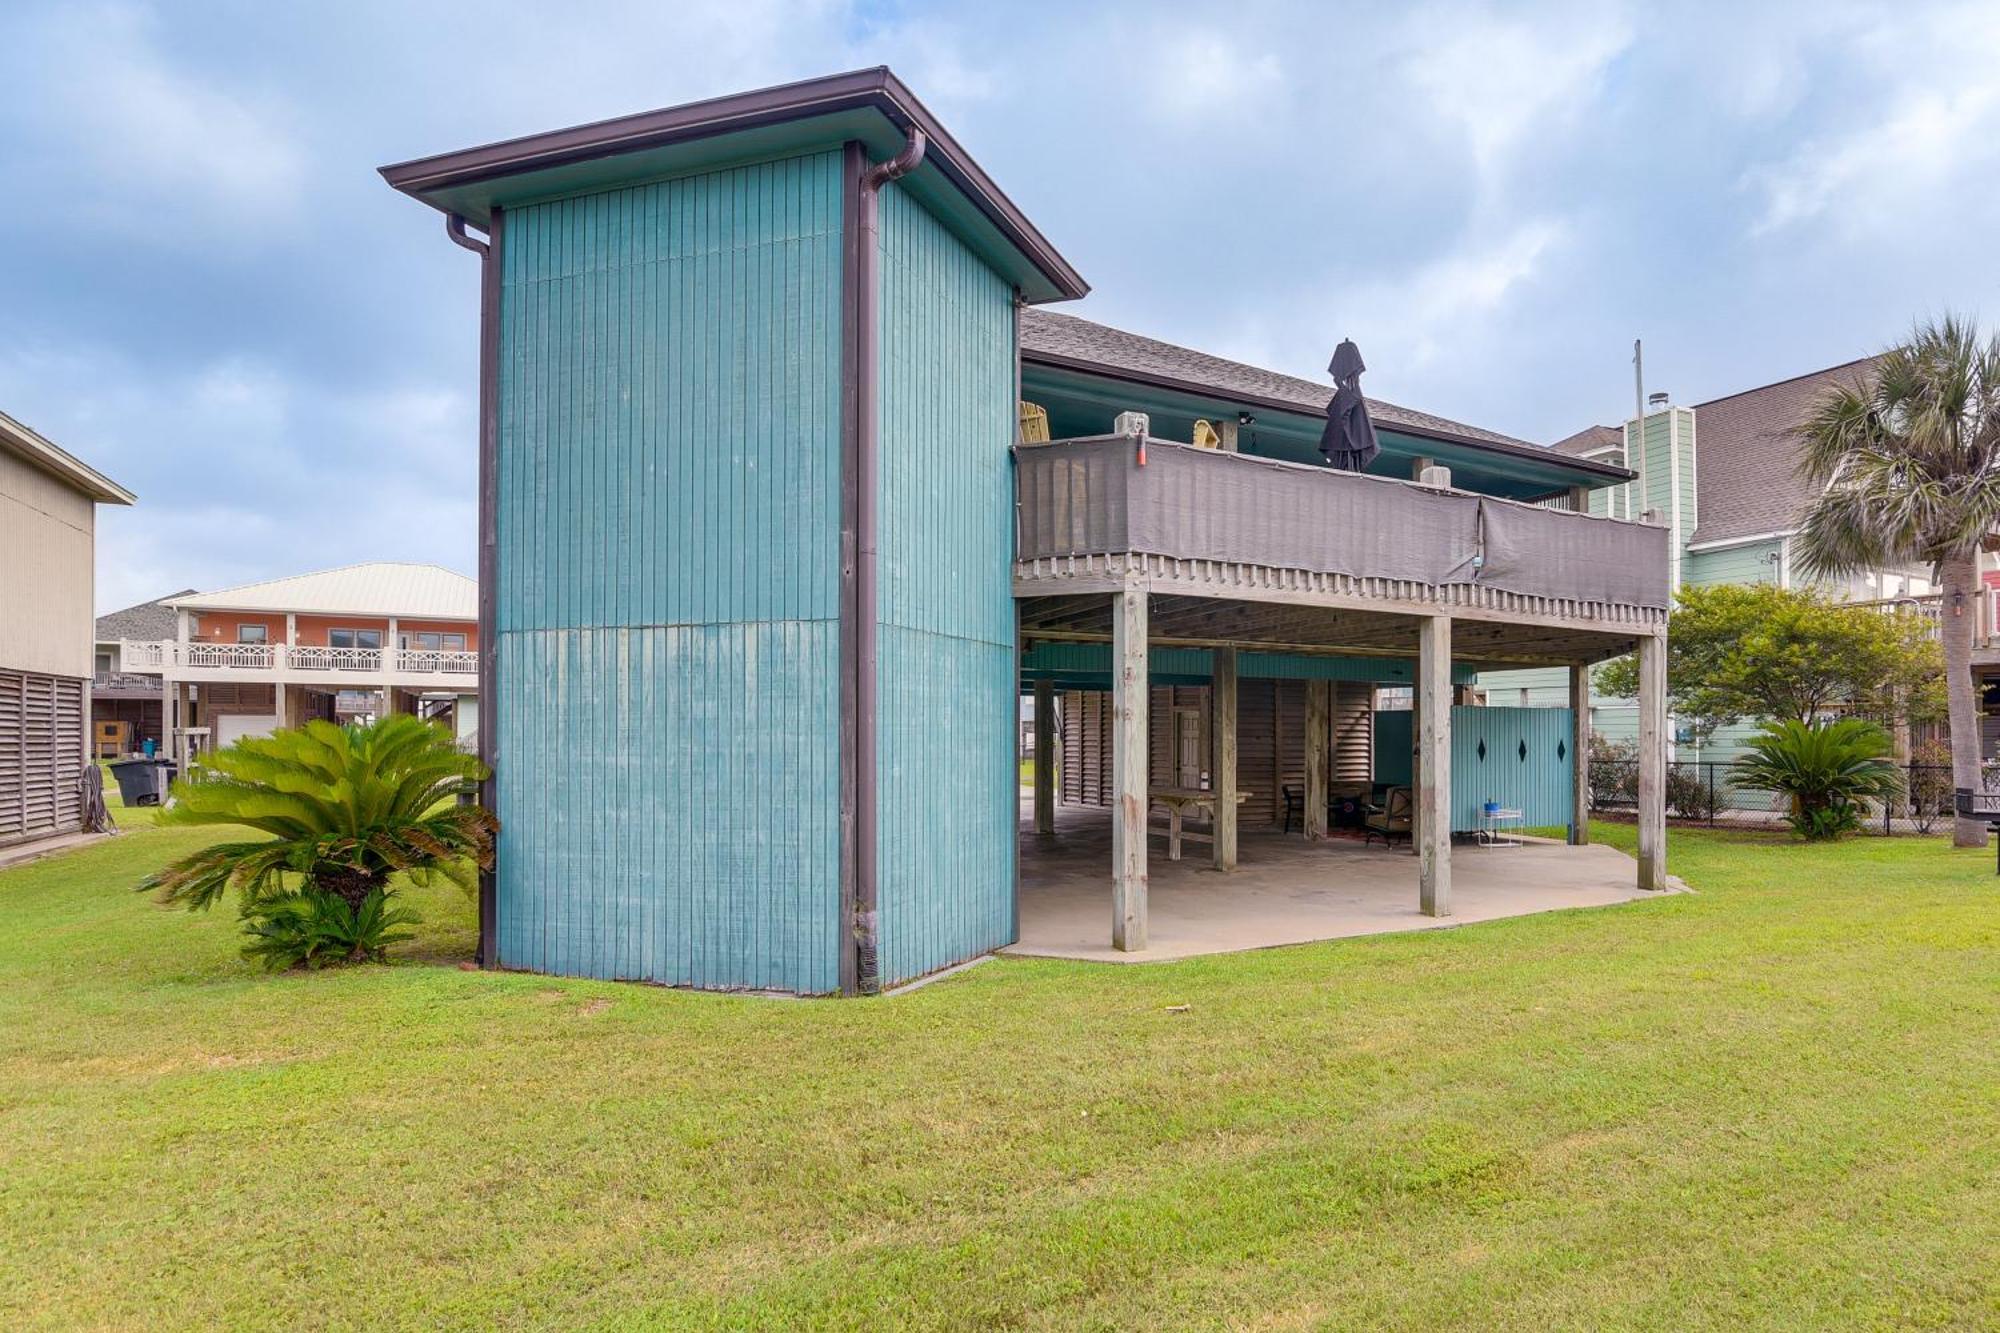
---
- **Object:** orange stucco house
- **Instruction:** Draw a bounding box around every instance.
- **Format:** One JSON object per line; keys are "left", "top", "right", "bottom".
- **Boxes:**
{"left": 109, "top": 562, "right": 478, "bottom": 761}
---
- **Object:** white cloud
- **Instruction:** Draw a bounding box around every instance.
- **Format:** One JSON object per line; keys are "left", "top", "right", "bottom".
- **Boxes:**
{"left": 1748, "top": 86, "right": 2000, "bottom": 236}
{"left": 1137, "top": 28, "right": 1286, "bottom": 127}
{"left": 1403, "top": 3, "right": 1633, "bottom": 185}
{"left": 1332, "top": 218, "right": 1568, "bottom": 373}
{"left": 1203, "top": 216, "right": 1569, "bottom": 412}
{"left": 12, "top": 2, "right": 305, "bottom": 233}
{"left": 1742, "top": 2, "right": 2000, "bottom": 237}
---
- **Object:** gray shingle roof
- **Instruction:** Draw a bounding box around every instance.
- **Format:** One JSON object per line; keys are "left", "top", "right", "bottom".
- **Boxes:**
{"left": 1686, "top": 357, "right": 1879, "bottom": 545}
{"left": 1552, "top": 424, "right": 1622, "bottom": 457}
{"left": 1021, "top": 308, "right": 1550, "bottom": 457}
{"left": 95, "top": 590, "right": 196, "bottom": 643}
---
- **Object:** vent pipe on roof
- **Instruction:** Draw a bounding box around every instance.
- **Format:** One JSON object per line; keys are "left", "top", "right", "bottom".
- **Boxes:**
{"left": 1648, "top": 391, "right": 1670, "bottom": 410}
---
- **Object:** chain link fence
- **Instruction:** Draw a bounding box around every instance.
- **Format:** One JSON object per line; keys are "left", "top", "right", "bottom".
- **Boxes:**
{"left": 1590, "top": 759, "right": 1976, "bottom": 836}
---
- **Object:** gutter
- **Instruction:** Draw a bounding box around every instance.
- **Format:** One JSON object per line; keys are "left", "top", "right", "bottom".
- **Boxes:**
{"left": 381, "top": 68, "right": 1085, "bottom": 304}
{"left": 446, "top": 210, "right": 503, "bottom": 970}
{"left": 841, "top": 129, "right": 927, "bottom": 997}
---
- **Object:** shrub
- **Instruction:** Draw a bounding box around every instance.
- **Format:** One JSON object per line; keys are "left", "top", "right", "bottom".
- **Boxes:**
{"left": 1665, "top": 764, "right": 1720, "bottom": 822}
{"left": 1908, "top": 738, "right": 1953, "bottom": 834}
{"left": 1733, "top": 718, "right": 1904, "bottom": 842}
{"left": 242, "top": 888, "right": 421, "bottom": 971}
{"left": 140, "top": 717, "right": 494, "bottom": 968}
{"left": 1588, "top": 735, "right": 1638, "bottom": 810}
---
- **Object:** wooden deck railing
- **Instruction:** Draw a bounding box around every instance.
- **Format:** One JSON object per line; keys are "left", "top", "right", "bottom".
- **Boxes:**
{"left": 1015, "top": 435, "right": 1672, "bottom": 616}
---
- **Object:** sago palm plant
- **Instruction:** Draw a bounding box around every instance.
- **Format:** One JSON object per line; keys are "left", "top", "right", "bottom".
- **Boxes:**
{"left": 1734, "top": 718, "right": 1903, "bottom": 841}
{"left": 1793, "top": 316, "right": 2000, "bottom": 845}
{"left": 141, "top": 716, "right": 495, "bottom": 968}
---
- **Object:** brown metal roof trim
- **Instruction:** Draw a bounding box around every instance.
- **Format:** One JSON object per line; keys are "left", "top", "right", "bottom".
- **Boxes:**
{"left": 380, "top": 67, "right": 1087, "bottom": 304}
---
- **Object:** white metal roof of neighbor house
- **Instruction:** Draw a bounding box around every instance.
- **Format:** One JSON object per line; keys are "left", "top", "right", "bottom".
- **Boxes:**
{"left": 169, "top": 563, "right": 476, "bottom": 619}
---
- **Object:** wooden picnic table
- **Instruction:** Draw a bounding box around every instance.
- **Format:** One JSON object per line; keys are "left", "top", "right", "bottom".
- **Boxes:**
{"left": 1149, "top": 786, "right": 1253, "bottom": 860}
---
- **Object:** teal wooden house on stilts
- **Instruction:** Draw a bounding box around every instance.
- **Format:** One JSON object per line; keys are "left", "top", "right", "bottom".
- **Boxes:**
{"left": 384, "top": 69, "right": 1673, "bottom": 995}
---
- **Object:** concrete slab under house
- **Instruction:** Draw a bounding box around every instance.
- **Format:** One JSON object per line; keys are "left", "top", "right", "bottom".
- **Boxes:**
{"left": 381, "top": 67, "right": 1672, "bottom": 996}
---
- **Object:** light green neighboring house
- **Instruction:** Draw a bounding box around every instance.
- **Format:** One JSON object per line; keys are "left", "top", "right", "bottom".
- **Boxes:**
{"left": 1482, "top": 355, "right": 1946, "bottom": 767}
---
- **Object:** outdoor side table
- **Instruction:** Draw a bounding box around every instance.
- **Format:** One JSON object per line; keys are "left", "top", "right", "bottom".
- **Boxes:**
{"left": 1476, "top": 807, "right": 1525, "bottom": 847}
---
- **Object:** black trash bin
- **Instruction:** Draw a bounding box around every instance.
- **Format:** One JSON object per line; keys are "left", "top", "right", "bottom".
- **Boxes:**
{"left": 108, "top": 758, "right": 177, "bottom": 807}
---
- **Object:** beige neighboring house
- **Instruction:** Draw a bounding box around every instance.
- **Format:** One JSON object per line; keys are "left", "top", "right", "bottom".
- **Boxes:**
{"left": 0, "top": 410, "right": 135, "bottom": 849}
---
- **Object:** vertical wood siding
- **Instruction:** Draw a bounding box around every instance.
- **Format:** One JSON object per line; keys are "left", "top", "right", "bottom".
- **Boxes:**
{"left": 1449, "top": 706, "right": 1575, "bottom": 832}
{"left": 873, "top": 182, "right": 1017, "bottom": 986}
{"left": 494, "top": 150, "right": 844, "bottom": 991}
{"left": 1375, "top": 706, "right": 1574, "bottom": 830}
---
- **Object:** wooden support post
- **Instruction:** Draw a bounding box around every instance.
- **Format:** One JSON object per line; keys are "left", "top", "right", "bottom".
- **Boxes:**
{"left": 1211, "top": 647, "right": 1238, "bottom": 870}
{"left": 1637, "top": 631, "right": 1668, "bottom": 890}
{"left": 1410, "top": 455, "right": 1435, "bottom": 481}
{"left": 1304, "top": 679, "right": 1330, "bottom": 841}
{"left": 1112, "top": 583, "right": 1149, "bottom": 951}
{"left": 1033, "top": 678, "right": 1055, "bottom": 835}
{"left": 1570, "top": 662, "right": 1591, "bottom": 845}
{"left": 1418, "top": 614, "right": 1451, "bottom": 917}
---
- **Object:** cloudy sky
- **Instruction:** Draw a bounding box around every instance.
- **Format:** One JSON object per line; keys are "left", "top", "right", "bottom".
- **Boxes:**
{"left": 4, "top": 0, "right": 1998, "bottom": 612}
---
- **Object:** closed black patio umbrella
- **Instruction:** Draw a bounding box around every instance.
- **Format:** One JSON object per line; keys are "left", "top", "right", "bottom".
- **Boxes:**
{"left": 1317, "top": 338, "right": 1380, "bottom": 472}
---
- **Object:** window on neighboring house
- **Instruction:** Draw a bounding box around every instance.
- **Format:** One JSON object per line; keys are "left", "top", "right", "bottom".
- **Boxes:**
{"left": 400, "top": 631, "right": 469, "bottom": 652}
{"left": 95, "top": 651, "right": 113, "bottom": 675}
{"left": 237, "top": 625, "right": 268, "bottom": 644}
{"left": 329, "top": 628, "right": 383, "bottom": 650}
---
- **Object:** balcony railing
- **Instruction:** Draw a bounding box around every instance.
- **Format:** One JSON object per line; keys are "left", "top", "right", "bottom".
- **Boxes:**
{"left": 1015, "top": 435, "right": 1672, "bottom": 615}
{"left": 121, "top": 641, "right": 479, "bottom": 678}
{"left": 1851, "top": 591, "right": 2000, "bottom": 649}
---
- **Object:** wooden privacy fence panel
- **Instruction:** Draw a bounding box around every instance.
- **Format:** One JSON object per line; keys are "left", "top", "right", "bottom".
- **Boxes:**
{"left": 0, "top": 669, "right": 86, "bottom": 846}
{"left": 1061, "top": 680, "right": 1331, "bottom": 828}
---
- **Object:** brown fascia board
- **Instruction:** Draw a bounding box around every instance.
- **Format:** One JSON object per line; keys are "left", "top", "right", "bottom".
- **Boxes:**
{"left": 379, "top": 67, "right": 1088, "bottom": 303}
{"left": 1020, "top": 348, "right": 1638, "bottom": 484}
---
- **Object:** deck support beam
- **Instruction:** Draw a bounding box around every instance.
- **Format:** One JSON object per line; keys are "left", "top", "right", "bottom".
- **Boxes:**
{"left": 1111, "top": 582, "right": 1149, "bottom": 951}
{"left": 1637, "top": 630, "right": 1668, "bottom": 890}
{"left": 1304, "top": 680, "right": 1330, "bottom": 841}
{"left": 1211, "top": 647, "right": 1238, "bottom": 870}
{"left": 1033, "top": 678, "right": 1055, "bottom": 835}
{"left": 1418, "top": 614, "right": 1451, "bottom": 917}
{"left": 1570, "top": 661, "right": 1591, "bottom": 845}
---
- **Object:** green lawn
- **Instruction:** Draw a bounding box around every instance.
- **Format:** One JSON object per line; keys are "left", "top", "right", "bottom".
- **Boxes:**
{"left": 2, "top": 819, "right": 1996, "bottom": 1329}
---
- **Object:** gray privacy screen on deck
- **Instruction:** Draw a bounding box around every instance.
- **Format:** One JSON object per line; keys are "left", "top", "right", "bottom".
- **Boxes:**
{"left": 1477, "top": 498, "right": 1670, "bottom": 609}
{"left": 1015, "top": 439, "right": 1669, "bottom": 610}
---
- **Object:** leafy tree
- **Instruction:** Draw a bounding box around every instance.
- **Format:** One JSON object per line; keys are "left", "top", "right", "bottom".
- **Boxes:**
{"left": 1596, "top": 582, "right": 1940, "bottom": 741}
{"left": 1793, "top": 316, "right": 2000, "bottom": 846}
{"left": 140, "top": 717, "right": 495, "bottom": 969}
{"left": 1734, "top": 718, "right": 1903, "bottom": 841}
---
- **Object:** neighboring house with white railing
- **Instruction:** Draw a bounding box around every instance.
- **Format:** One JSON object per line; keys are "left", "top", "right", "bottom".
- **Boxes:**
{"left": 94, "top": 562, "right": 479, "bottom": 762}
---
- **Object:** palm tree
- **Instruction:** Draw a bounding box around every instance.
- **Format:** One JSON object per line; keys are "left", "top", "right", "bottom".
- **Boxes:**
{"left": 142, "top": 717, "right": 496, "bottom": 964}
{"left": 1793, "top": 315, "right": 2000, "bottom": 846}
